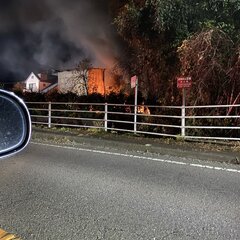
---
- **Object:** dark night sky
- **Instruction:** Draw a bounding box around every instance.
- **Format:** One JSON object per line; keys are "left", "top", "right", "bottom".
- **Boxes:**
{"left": 0, "top": 0, "right": 120, "bottom": 82}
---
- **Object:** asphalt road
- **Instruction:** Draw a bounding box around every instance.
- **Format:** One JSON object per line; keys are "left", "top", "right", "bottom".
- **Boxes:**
{"left": 0, "top": 143, "right": 239, "bottom": 240}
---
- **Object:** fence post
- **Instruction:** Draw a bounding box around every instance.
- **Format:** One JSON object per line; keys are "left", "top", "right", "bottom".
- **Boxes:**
{"left": 104, "top": 103, "right": 108, "bottom": 132}
{"left": 181, "top": 89, "right": 186, "bottom": 138}
{"left": 48, "top": 102, "right": 52, "bottom": 128}
{"left": 134, "top": 105, "right": 138, "bottom": 134}
{"left": 134, "top": 80, "right": 138, "bottom": 134}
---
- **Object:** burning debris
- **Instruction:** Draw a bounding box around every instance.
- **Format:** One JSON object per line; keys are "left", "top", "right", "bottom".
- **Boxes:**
{"left": 137, "top": 102, "right": 151, "bottom": 115}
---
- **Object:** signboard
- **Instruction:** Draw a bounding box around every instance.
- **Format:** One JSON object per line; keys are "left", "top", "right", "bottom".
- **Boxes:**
{"left": 131, "top": 75, "right": 137, "bottom": 88}
{"left": 177, "top": 77, "right": 192, "bottom": 89}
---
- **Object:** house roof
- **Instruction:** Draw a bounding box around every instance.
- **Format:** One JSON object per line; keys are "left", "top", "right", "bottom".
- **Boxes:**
{"left": 57, "top": 67, "right": 105, "bottom": 72}
{"left": 25, "top": 72, "right": 57, "bottom": 83}
{"left": 25, "top": 72, "right": 40, "bottom": 81}
{"left": 57, "top": 68, "right": 76, "bottom": 72}
{"left": 40, "top": 74, "right": 58, "bottom": 83}
{"left": 41, "top": 83, "right": 58, "bottom": 93}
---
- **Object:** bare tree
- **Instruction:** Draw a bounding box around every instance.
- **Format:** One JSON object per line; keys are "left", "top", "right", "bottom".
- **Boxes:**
{"left": 71, "top": 58, "right": 92, "bottom": 95}
{"left": 178, "top": 28, "right": 234, "bottom": 105}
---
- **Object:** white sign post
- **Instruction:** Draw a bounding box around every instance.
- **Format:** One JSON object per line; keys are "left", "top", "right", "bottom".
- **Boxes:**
{"left": 177, "top": 77, "right": 192, "bottom": 138}
{"left": 181, "top": 88, "right": 186, "bottom": 137}
{"left": 131, "top": 76, "right": 138, "bottom": 134}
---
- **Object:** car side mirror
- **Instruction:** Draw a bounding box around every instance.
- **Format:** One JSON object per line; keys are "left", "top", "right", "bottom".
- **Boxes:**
{"left": 0, "top": 90, "right": 31, "bottom": 159}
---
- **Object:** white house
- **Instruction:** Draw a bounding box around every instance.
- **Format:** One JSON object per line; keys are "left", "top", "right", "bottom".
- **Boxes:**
{"left": 25, "top": 72, "right": 40, "bottom": 92}
{"left": 24, "top": 71, "right": 58, "bottom": 93}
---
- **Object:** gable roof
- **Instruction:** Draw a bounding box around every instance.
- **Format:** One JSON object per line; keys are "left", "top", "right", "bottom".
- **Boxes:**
{"left": 25, "top": 72, "right": 40, "bottom": 82}
{"left": 25, "top": 72, "right": 58, "bottom": 84}
{"left": 41, "top": 83, "right": 58, "bottom": 93}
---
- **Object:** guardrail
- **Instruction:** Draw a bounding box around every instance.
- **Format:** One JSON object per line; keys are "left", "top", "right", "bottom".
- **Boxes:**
{"left": 26, "top": 102, "right": 240, "bottom": 141}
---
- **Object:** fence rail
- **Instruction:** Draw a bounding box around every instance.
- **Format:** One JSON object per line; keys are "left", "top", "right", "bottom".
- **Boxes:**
{"left": 26, "top": 102, "right": 240, "bottom": 141}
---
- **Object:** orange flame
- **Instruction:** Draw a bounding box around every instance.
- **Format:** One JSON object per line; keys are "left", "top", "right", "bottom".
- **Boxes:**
{"left": 88, "top": 68, "right": 122, "bottom": 95}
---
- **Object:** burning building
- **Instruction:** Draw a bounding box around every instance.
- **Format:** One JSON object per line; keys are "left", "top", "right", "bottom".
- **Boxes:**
{"left": 58, "top": 67, "right": 122, "bottom": 96}
{"left": 88, "top": 68, "right": 105, "bottom": 95}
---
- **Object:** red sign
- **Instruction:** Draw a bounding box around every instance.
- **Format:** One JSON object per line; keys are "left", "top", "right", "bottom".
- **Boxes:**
{"left": 177, "top": 77, "right": 192, "bottom": 89}
{"left": 131, "top": 75, "right": 137, "bottom": 88}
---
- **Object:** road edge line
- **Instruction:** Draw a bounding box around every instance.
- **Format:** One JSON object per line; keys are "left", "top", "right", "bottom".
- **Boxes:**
{"left": 31, "top": 142, "right": 240, "bottom": 174}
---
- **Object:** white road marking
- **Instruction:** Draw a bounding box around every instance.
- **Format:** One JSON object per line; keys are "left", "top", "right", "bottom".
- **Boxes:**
{"left": 31, "top": 142, "right": 240, "bottom": 174}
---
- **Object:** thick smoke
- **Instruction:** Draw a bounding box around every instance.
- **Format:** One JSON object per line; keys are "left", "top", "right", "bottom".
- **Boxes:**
{"left": 0, "top": 0, "right": 120, "bottom": 82}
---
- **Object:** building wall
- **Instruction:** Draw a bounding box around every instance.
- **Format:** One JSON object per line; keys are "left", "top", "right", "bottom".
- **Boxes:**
{"left": 58, "top": 70, "right": 87, "bottom": 95}
{"left": 39, "top": 82, "right": 52, "bottom": 91}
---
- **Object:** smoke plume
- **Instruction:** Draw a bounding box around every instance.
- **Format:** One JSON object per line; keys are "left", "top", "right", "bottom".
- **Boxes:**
{"left": 0, "top": 0, "right": 121, "bottom": 82}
